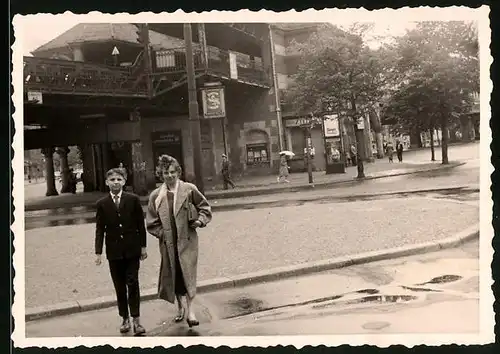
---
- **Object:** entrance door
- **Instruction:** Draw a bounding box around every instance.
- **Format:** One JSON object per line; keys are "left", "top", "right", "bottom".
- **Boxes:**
{"left": 151, "top": 131, "right": 184, "bottom": 182}
{"left": 108, "top": 141, "right": 134, "bottom": 187}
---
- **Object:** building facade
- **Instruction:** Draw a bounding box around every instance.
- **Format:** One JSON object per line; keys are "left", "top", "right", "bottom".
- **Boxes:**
{"left": 24, "top": 23, "right": 287, "bottom": 195}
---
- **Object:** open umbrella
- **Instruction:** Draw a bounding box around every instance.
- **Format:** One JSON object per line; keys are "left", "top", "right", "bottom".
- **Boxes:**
{"left": 279, "top": 150, "right": 295, "bottom": 157}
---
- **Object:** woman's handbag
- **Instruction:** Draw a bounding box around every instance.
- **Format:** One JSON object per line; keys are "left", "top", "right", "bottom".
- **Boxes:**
{"left": 187, "top": 192, "right": 199, "bottom": 223}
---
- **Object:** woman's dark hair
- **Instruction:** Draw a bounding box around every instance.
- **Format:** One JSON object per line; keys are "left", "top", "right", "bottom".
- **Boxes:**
{"left": 156, "top": 154, "right": 183, "bottom": 179}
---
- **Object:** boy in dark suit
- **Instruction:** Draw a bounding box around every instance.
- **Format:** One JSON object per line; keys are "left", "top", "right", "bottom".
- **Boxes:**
{"left": 95, "top": 168, "right": 147, "bottom": 335}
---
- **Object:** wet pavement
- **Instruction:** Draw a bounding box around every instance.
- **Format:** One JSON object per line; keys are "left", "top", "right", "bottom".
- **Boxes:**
{"left": 24, "top": 239, "right": 481, "bottom": 337}
{"left": 23, "top": 187, "right": 479, "bottom": 230}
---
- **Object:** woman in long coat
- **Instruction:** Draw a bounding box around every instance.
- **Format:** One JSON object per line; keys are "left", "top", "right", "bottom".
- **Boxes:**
{"left": 146, "top": 155, "right": 212, "bottom": 327}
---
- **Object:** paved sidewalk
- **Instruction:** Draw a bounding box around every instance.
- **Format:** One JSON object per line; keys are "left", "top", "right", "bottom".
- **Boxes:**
{"left": 23, "top": 160, "right": 459, "bottom": 212}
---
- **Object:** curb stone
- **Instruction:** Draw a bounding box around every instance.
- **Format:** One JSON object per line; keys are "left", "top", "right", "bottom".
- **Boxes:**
{"left": 24, "top": 161, "right": 464, "bottom": 212}
{"left": 25, "top": 223, "right": 479, "bottom": 322}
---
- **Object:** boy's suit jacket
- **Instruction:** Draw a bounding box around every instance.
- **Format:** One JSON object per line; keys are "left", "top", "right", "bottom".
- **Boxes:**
{"left": 95, "top": 192, "right": 146, "bottom": 260}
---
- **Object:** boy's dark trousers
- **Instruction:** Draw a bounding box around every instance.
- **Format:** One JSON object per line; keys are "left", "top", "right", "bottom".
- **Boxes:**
{"left": 95, "top": 192, "right": 147, "bottom": 319}
{"left": 109, "top": 256, "right": 140, "bottom": 318}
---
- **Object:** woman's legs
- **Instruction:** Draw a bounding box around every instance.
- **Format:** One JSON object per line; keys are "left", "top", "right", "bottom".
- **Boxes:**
{"left": 176, "top": 295, "right": 184, "bottom": 315}
{"left": 186, "top": 295, "right": 198, "bottom": 322}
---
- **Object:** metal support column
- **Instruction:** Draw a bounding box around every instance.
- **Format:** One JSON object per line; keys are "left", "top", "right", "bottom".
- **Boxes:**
{"left": 184, "top": 23, "right": 205, "bottom": 193}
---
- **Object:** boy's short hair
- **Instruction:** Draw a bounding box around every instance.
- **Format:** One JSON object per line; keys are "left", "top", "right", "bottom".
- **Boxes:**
{"left": 106, "top": 168, "right": 127, "bottom": 180}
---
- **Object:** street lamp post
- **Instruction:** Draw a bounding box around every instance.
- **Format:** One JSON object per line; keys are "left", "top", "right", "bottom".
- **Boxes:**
{"left": 184, "top": 23, "right": 205, "bottom": 194}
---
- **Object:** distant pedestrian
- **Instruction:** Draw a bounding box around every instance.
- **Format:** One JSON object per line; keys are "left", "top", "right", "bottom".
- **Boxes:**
{"left": 146, "top": 155, "right": 212, "bottom": 328}
{"left": 221, "top": 154, "right": 235, "bottom": 190}
{"left": 69, "top": 168, "right": 77, "bottom": 193}
{"left": 95, "top": 168, "right": 148, "bottom": 335}
{"left": 396, "top": 141, "right": 404, "bottom": 163}
{"left": 386, "top": 142, "right": 394, "bottom": 163}
{"left": 350, "top": 144, "right": 357, "bottom": 166}
{"left": 277, "top": 154, "right": 290, "bottom": 183}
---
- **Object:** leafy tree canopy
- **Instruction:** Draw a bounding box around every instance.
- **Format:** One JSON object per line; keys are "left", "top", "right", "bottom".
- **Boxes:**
{"left": 285, "top": 23, "right": 397, "bottom": 120}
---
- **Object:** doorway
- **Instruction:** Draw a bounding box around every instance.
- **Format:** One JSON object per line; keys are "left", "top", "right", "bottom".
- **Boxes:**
{"left": 107, "top": 141, "right": 134, "bottom": 187}
{"left": 151, "top": 131, "right": 185, "bottom": 182}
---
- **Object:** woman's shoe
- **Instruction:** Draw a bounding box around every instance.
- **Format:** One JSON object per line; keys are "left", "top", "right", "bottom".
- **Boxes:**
{"left": 186, "top": 317, "right": 199, "bottom": 328}
{"left": 174, "top": 308, "right": 185, "bottom": 323}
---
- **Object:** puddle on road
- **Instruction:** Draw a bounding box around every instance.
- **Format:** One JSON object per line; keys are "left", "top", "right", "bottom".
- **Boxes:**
{"left": 313, "top": 295, "right": 418, "bottom": 309}
{"left": 226, "top": 297, "right": 265, "bottom": 317}
{"left": 418, "top": 275, "right": 463, "bottom": 285}
{"left": 222, "top": 294, "right": 344, "bottom": 320}
{"left": 356, "top": 289, "right": 380, "bottom": 294}
{"left": 401, "top": 286, "right": 442, "bottom": 293}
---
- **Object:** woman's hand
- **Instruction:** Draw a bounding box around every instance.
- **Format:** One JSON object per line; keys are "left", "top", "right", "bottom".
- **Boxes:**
{"left": 190, "top": 220, "right": 202, "bottom": 229}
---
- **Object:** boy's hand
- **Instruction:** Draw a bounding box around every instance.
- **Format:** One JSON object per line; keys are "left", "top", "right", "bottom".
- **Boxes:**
{"left": 140, "top": 247, "right": 148, "bottom": 261}
{"left": 95, "top": 254, "right": 102, "bottom": 266}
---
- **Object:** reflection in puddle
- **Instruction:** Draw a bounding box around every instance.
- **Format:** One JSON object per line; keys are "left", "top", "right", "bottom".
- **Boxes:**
{"left": 418, "top": 275, "right": 463, "bottom": 285}
{"left": 313, "top": 295, "right": 418, "bottom": 309}
{"left": 223, "top": 294, "right": 344, "bottom": 319}
{"left": 401, "top": 286, "right": 442, "bottom": 292}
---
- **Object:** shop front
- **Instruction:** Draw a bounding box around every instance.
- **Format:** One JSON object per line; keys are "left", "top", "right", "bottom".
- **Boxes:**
{"left": 283, "top": 117, "right": 325, "bottom": 172}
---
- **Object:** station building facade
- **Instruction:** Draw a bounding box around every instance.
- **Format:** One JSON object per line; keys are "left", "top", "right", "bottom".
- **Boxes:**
{"left": 23, "top": 23, "right": 298, "bottom": 195}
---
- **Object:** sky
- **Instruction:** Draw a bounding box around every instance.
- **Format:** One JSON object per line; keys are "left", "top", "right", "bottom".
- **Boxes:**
{"left": 16, "top": 14, "right": 417, "bottom": 55}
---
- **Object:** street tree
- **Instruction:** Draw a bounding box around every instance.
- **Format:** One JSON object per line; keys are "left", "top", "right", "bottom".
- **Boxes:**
{"left": 387, "top": 21, "right": 479, "bottom": 164}
{"left": 285, "top": 24, "right": 397, "bottom": 178}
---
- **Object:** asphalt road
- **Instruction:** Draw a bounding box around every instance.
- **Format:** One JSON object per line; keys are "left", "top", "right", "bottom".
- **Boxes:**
{"left": 24, "top": 239, "right": 486, "bottom": 342}
{"left": 23, "top": 194, "right": 478, "bottom": 309}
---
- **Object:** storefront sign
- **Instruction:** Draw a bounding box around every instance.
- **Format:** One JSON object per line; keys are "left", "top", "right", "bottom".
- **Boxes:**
{"left": 284, "top": 117, "right": 310, "bottom": 127}
{"left": 323, "top": 115, "right": 340, "bottom": 137}
{"left": 201, "top": 86, "right": 226, "bottom": 119}
{"left": 151, "top": 131, "right": 182, "bottom": 145}
{"left": 27, "top": 91, "right": 43, "bottom": 104}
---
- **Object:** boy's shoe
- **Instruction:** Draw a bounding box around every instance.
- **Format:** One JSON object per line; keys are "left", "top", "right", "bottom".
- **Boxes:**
{"left": 120, "top": 317, "right": 131, "bottom": 333}
{"left": 133, "top": 317, "right": 146, "bottom": 336}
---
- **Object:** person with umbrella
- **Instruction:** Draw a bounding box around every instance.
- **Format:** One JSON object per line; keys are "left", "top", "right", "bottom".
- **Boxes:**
{"left": 277, "top": 151, "right": 293, "bottom": 183}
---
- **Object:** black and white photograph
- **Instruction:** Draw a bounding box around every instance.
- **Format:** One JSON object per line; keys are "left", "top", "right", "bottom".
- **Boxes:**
{"left": 11, "top": 6, "right": 494, "bottom": 348}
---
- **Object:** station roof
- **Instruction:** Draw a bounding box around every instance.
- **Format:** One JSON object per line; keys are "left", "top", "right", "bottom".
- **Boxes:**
{"left": 31, "top": 23, "right": 185, "bottom": 55}
{"left": 31, "top": 22, "right": 333, "bottom": 56}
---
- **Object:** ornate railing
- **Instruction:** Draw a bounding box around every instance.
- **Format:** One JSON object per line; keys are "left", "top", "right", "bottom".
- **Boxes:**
{"left": 23, "top": 56, "right": 149, "bottom": 97}
{"left": 153, "top": 46, "right": 269, "bottom": 87}
{"left": 24, "top": 46, "right": 270, "bottom": 100}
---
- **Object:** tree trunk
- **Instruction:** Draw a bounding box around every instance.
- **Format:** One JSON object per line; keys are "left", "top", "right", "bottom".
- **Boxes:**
{"left": 42, "top": 147, "right": 58, "bottom": 196}
{"left": 369, "top": 109, "right": 384, "bottom": 158}
{"left": 350, "top": 97, "right": 365, "bottom": 179}
{"left": 440, "top": 115, "right": 449, "bottom": 164}
{"left": 374, "top": 132, "right": 384, "bottom": 158}
{"left": 56, "top": 147, "right": 71, "bottom": 193}
{"left": 429, "top": 128, "right": 435, "bottom": 161}
{"left": 355, "top": 127, "right": 365, "bottom": 178}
